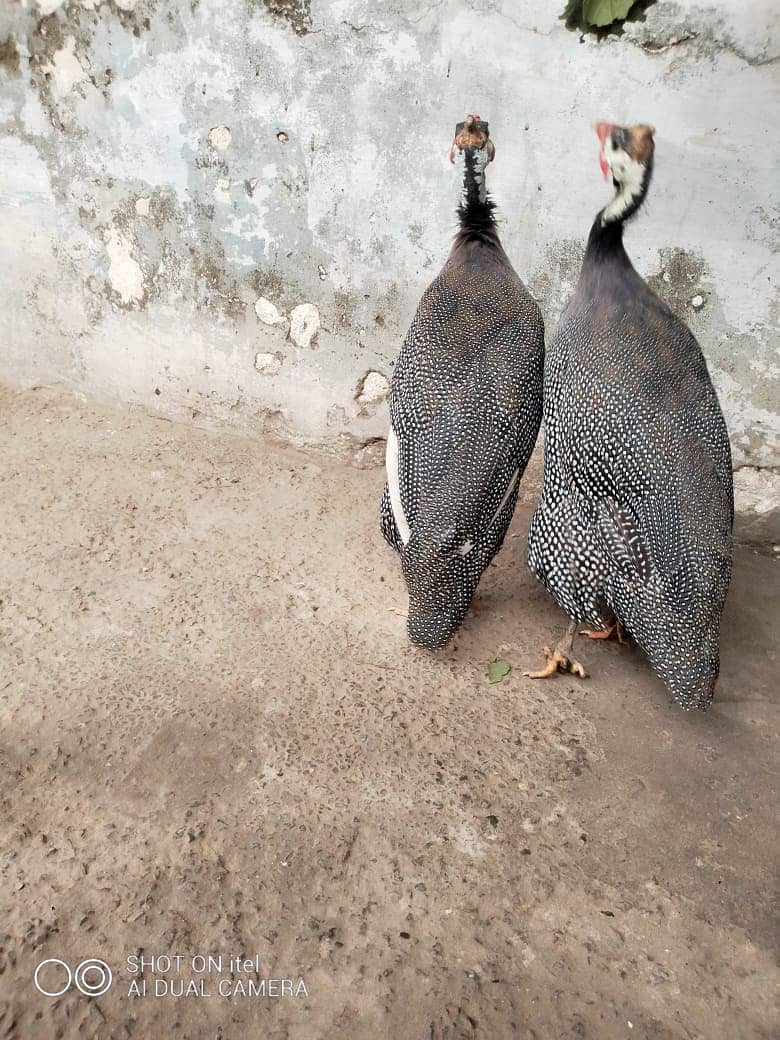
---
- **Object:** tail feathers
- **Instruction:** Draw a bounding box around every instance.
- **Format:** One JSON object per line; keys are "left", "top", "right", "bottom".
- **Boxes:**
{"left": 653, "top": 651, "right": 718, "bottom": 711}
{"left": 618, "top": 602, "right": 721, "bottom": 711}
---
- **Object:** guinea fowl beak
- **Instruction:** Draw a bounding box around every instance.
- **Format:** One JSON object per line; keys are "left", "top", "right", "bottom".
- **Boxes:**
{"left": 595, "top": 120, "right": 614, "bottom": 180}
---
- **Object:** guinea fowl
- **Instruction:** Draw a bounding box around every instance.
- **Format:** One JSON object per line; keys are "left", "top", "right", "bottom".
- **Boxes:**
{"left": 380, "top": 114, "right": 545, "bottom": 649}
{"left": 526, "top": 122, "right": 733, "bottom": 710}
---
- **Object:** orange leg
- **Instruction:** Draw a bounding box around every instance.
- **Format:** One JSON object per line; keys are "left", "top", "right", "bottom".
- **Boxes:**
{"left": 580, "top": 621, "right": 624, "bottom": 644}
{"left": 524, "top": 619, "right": 587, "bottom": 680}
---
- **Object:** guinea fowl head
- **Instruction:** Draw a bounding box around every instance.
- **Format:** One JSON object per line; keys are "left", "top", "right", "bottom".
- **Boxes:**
{"left": 595, "top": 121, "right": 655, "bottom": 226}
{"left": 449, "top": 114, "right": 496, "bottom": 223}
{"left": 448, "top": 114, "right": 495, "bottom": 166}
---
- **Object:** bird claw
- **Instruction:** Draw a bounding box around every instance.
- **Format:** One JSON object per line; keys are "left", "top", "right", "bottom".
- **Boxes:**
{"left": 388, "top": 607, "right": 408, "bottom": 618}
{"left": 522, "top": 647, "right": 553, "bottom": 678}
{"left": 580, "top": 622, "right": 624, "bottom": 644}
{"left": 523, "top": 648, "right": 587, "bottom": 680}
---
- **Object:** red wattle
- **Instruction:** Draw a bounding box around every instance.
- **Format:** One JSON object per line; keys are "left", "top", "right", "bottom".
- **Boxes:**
{"left": 595, "top": 121, "right": 614, "bottom": 147}
{"left": 595, "top": 120, "right": 614, "bottom": 179}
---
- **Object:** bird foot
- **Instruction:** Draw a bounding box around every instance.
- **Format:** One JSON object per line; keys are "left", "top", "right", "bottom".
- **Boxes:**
{"left": 523, "top": 646, "right": 587, "bottom": 680}
{"left": 580, "top": 621, "right": 624, "bottom": 644}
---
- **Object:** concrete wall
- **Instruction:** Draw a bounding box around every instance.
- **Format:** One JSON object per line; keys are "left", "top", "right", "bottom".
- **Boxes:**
{"left": 1, "top": 1, "right": 778, "bottom": 530}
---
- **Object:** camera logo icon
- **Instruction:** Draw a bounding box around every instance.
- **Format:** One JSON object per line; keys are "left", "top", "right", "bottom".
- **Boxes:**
{"left": 34, "top": 958, "right": 113, "bottom": 997}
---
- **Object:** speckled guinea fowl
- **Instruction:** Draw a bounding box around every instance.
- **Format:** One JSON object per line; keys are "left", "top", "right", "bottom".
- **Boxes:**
{"left": 527, "top": 122, "right": 733, "bottom": 710}
{"left": 380, "top": 115, "right": 544, "bottom": 649}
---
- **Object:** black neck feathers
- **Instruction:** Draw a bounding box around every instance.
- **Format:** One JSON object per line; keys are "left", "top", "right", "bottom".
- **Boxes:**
{"left": 456, "top": 148, "right": 497, "bottom": 242}
{"left": 584, "top": 217, "right": 628, "bottom": 265}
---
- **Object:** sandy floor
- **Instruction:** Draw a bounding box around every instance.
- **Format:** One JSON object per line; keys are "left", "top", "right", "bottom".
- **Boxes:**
{"left": 0, "top": 385, "right": 777, "bottom": 1040}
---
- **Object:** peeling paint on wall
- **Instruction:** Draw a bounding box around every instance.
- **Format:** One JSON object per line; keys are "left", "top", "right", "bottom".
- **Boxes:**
{"left": 0, "top": 0, "right": 777, "bottom": 531}
{"left": 254, "top": 297, "right": 285, "bottom": 325}
{"left": 254, "top": 351, "right": 283, "bottom": 375}
{"left": 289, "top": 303, "right": 320, "bottom": 349}
{"left": 356, "top": 371, "right": 390, "bottom": 408}
{"left": 259, "top": 0, "right": 312, "bottom": 37}
{"left": 42, "top": 35, "right": 85, "bottom": 95}
{"left": 104, "top": 227, "right": 144, "bottom": 305}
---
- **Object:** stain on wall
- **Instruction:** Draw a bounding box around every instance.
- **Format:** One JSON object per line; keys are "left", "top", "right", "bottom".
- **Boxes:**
{"left": 259, "top": 0, "right": 312, "bottom": 37}
{"left": 0, "top": 0, "right": 777, "bottom": 529}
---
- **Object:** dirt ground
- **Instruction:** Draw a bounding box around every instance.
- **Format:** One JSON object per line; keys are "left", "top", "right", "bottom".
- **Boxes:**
{"left": 0, "top": 384, "right": 777, "bottom": 1040}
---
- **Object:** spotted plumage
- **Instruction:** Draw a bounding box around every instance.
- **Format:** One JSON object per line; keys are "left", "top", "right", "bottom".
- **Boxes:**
{"left": 527, "top": 122, "right": 733, "bottom": 709}
{"left": 381, "top": 116, "right": 545, "bottom": 648}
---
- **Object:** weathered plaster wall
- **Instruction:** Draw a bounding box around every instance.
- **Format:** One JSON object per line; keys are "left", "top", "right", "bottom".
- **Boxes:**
{"left": 0, "top": 1, "right": 778, "bottom": 528}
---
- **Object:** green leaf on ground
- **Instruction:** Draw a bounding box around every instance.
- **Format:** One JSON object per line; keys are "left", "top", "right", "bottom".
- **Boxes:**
{"left": 583, "top": 0, "right": 634, "bottom": 26}
{"left": 488, "top": 815, "right": 499, "bottom": 829}
{"left": 486, "top": 659, "right": 511, "bottom": 684}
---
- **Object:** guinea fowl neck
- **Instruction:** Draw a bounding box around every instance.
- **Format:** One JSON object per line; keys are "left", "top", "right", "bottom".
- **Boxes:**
{"left": 584, "top": 156, "right": 653, "bottom": 270}
{"left": 577, "top": 214, "right": 638, "bottom": 300}
{"left": 584, "top": 216, "right": 631, "bottom": 267}
{"left": 456, "top": 147, "right": 497, "bottom": 241}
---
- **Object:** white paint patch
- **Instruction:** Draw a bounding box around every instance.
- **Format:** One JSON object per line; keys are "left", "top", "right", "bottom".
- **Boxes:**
{"left": 356, "top": 371, "right": 389, "bottom": 405}
{"left": 43, "top": 38, "right": 86, "bottom": 97}
{"left": 709, "top": 365, "right": 780, "bottom": 467}
{"left": 214, "top": 177, "right": 232, "bottom": 203}
{"left": 0, "top": 98, "right": 15, "bottom": 126}
{"left": 254, "top": 297, "right": 284, "bottom": 325}
{"left": 36, "top": 0, "right": 66, "bottom": 14}
{"left": 734, "top": 467, "right": 778, "bottom": 518}
{"left": 104, "top": 228, "right": 144, "bottom": 304}
{"left": 20, "top": 93, "right": 50, "bottom": 137}
{"left": 208, "top": 124, "right": 231, "bottom": 151}
{"left": 134, "top": 196, "right": 150, "bottom": 216}
{"left": 289, "top": 303, "right": 320, "bottom": 348}
{"left": 385, "top": 428, "right": 410, "bottom": 546}
{"left": 223, "top": 200, "right": 275, "bottom": 254}
{"left": 733, "top": 466, "right": 780, "bottom": 543}
{"left": 82, "top": 47, "right": 208, "bottom": 196}
{"left": 379, "top": 30, "right": 421, "bottom": 68}
{"left": 254, "top": 352, "right": 283, "bottom": 375}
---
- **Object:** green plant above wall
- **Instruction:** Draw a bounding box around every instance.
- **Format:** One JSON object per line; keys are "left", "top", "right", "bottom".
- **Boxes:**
{"left": 562, "top": 0, "right": 657, "bottom": 36}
